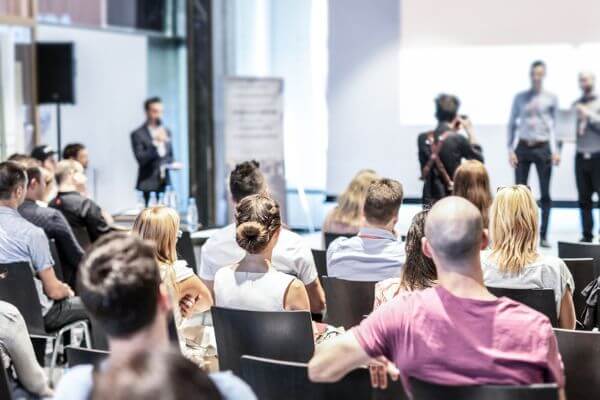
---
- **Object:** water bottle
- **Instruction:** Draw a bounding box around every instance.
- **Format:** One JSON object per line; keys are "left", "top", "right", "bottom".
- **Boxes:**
{"left": 187, "top": 197, "right": 199, "bottom": 232}
{"left": 158, "top": 192, "right": 165, "bottom": 205}
{"left": 164, "top": 185, "right": 174, "bottom": 208}
{"left": 170, "top": 189, "right": 179, "bottom": 211}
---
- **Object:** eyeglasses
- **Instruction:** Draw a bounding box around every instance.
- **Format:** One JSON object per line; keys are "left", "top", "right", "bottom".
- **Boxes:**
{"left": 496, "top": 184, "right": 531, "bottom": 193}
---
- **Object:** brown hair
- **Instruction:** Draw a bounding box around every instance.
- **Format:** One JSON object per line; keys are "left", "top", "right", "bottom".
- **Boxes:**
{"left": 400, "top": 210, "right": 437, "bottom": 291}
{"left": 452, "top": 160, "right": 492, "bottom": 227}
{"left": 330, "top": 169, "right": 379, "bottom": 228}
{"left": 235, "top": 194, "right": 281, "bottom": 254}
{"left": 229, "top": 160, "right": 266, "bottom": 203}
{"left": 78, "top": 232, "right": 161, "bottom": 338}
{"left": 132, "top": 206, "right": 180, "bottom": 266}
{"left": 92, "top": 348, "right": 222, "bottom": 400}
{"left": 363, "top": 178, "right": 404, "bottom": 225}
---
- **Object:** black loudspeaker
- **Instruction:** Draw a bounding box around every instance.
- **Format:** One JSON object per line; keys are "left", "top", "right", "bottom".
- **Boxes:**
{"left": 37, "top": 42, "right": 75, "bottom": 104}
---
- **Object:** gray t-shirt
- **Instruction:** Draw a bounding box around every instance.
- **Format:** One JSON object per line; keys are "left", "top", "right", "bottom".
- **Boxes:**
{"left": 0, "top": 206, "right": 54, "bottom": 314}
{"left": 481, "top": 250, "right": 575, "bottom": 316}
{"left": 53, "top": 364, "right": 257, "bottom": 400}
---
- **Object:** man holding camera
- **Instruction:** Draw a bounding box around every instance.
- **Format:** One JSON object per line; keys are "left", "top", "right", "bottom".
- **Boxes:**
{"left": 418, "top": 93, "right": 484, "bottom": 206}
{"left": 508, "top": 61, "right": 560, "bottom": 248}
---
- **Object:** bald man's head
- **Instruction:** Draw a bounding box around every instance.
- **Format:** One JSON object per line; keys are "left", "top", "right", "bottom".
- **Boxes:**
{"left": 425, "top": 197, "right": 483, "bottom": 264}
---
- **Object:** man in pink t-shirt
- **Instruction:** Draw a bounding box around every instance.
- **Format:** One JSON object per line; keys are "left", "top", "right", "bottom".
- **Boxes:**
{"left": 308, "top": 197, "right": 565, "bottom": 399}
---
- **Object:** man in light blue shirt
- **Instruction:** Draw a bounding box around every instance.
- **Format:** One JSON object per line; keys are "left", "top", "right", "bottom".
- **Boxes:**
{"left": 327, "top": 178, "right": 405, "bottom": 282}
{"left": 0, "top": 161, "right": 86, "bottom": 332}
{"left": 53, "top": 232, "right": 256, "bottom": 400}
{"left": 507, "top": 60, "right": 560, "bottom": 248}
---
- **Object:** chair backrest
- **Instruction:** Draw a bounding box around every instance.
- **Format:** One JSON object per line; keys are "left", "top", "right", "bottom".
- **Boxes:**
{"left": 322, "top": 276, "right": 376, "bottom": 329}
{"left": 176, "top": 230, "right": 197, "bottom": 274}
{"left": 29, "top": 335, "right": 49, "bottom": 367}
{"left": 211, "top": 307, "right": 314, "bottom": 376}
{"left": 311, "top": 249, "right": 327, "bottom": 278}
{"left": 0, "top": 263, "right": 47, "bottom": 335}
{"left": 89, "top": 317, "right": 110, "bottom": 351}
{"left": 324, "top": 232, "right": 351, "bottom": 250}
{"left": 0, "top": 363, "right": 13, "bottom": 400}
{"left": 48, "top": 238, "right": 64, "bottom": 282}
{"left": 486, "top": 287, "right": 558, "bottom": 327}
{"left": 558, "top": 241, "right": 600, "bottom": 270}
{"left": 65, "top": 346, "right": 109, "bottom": 367}
{"left": 72, "top": 226, "right": 92, "bottom": 251}
{"left": 240, "top": 355, "right": 407, "bottom": 400}
{"left": 561, "top": 258, "right": 598, "bottom": 319}
{"left": 554, "top": 328, "right": 600, "bottom": 400}
{"left": 409, "top": 377, "right": 558, "bottom": 400}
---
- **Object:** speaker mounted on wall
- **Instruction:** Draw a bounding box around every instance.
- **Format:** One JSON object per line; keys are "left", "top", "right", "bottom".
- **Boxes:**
{"left": 37, "top": 42, "right": 75, "bottom": 104}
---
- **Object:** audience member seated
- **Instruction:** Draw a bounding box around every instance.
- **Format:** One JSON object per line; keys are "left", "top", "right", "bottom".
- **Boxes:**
{"left": 200, "top": 160, "right": 325, "bottom": 313}
{"left": 132, "top": 206, "right": 213, "bottom": 319}
{"left": 63, "top": 143, "right": 89, "bottom": 170}
{"left": 373, "top": 210, "right": 436, "bottom": 309}
{"left": 322, "top": 169, "right": 379, "bottom": 236}
{"left": 49, "top": 160, "right": 111, "bottom": 244}
{"left": 308, "top": 197, "right": 565, "bottom": 399}
{"left": 0, "top": 301, "right": 53, "bottom": 399}
{"left": 19, "top": 162, "right": 85, "bottom": 288}
{"left": 482, "top": 185, "right": 576, "bottom": 329}
{"left": 327, "top": 178, "right": 405, "bottom": 281}
{"left": 30, "top": 145, "right": 57, "bottom": 173}
{"left": 0, "top": 161, "right": 86, "bottom": 332}
{"left": 91, "top": 349, "right": 223, "bottom": 400}
{"left": 214, "top": 194, "right": 310, "bottom": 312}
{"left": 53, "top": 232, "right": 256, "bottom": 400}
{"left": 452, "top": 160, "right": 493, "bottom": 227}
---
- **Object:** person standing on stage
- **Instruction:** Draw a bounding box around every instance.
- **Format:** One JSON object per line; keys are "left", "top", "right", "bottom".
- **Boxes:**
{"left": 573, "top": 72, "right": 600, "bottom": 243}
{"left": 418, "top": 94, "right": 483, "bottom": 206}
{"left": 508, "top": 60, "right": 560, "bottom": 248}
{"left": 131, "top": 97, "right": 174, "bottom": 206}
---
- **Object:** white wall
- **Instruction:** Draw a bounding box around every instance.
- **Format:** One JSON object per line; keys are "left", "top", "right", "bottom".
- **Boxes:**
{"left": 327, "top": 0, "right": 600, "bottom": 200}
{"left": 37, "top": 25, "right": 147, "bottom": 213}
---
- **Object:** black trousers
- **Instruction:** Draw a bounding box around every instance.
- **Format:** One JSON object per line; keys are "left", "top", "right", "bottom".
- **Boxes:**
{"left": 143, "top": 190, "right": 165, "bottom": 207}
{"left": 576, "top": 153, "right": 600, "bottom": 240}
{"left": 43, "top": 296, "right": 88, "bottom": 332}
{"left": 515, "top": 142, "right": 553, "bottom": 240}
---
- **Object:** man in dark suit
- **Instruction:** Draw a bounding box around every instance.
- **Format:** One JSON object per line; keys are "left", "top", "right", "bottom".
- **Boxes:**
{"left": 131, "top": 97, "right": 174, "bottom": 205}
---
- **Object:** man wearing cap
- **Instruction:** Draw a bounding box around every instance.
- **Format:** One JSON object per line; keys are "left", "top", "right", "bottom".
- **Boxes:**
{"left": 31, "top": 145, "right": 58, "bottom": 173}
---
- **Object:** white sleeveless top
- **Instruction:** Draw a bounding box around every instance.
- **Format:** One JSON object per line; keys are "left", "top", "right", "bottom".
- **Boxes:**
{"left": 214, "top": 265, "right": 296, "bottom": 312}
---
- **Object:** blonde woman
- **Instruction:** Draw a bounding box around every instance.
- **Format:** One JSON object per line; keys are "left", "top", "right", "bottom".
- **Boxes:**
{"left": 322, "top": 169, "right": 379, "bottom": 235}
{"left": 132, "top": 206, "right": 213, "bottom": 317}
{"left": 482, "top": 185, "right": 576, "bottom": 329}
{"left": 453, "top": 160, "right": 493, "bottom": 227}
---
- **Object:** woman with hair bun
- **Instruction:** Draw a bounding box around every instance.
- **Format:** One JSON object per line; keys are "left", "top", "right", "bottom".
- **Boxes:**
{"left": 213, "top": 194, "right": 310, "bottom": 311}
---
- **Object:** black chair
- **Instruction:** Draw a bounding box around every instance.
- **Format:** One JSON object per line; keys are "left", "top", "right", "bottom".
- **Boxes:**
{"left": 29, "top": 335, "right": 48, "bottom": 367}
{"left": 48, "top": 239, "right": 65, "bottom": 282}
{"left": 0, "top": 364, "right": 12, "bottom": 400}
{"left": 558, "top": 241, "right": 600, "bottom": 270}
{"left": 409, "top": 377, "right": 558, "bottom": 400}
{"left": 241, "top": 355, "right": 408, "bottom": 400}
{"left": 487, "top": 287, "right": 558, "bottom": 327}
{"left": 72, "top": 226, "right": 92, "bottom": 251}
{"left": 324, "top": 232, "right": 351, "bottom": 249}
{"left": 561, "top": 258, "right": 597, "bottom": 320}
{"left": 311, "top": 249, "right": 327, "bottom": 278}
{"left": 554, "top": 328, "right": 600, "bottom": 400}
{"left": 66, "top": 346, "right": 109, "bottom": 367}
{"left": 322, "top": 276, "right": 376, "bottom": 329}
{"left": 0, "top": 263, "right": 90, "bottom": 374}
{"left": 89, "top": 317, "right": 109, "bottom": 351}
{"left": 211, "top": 307, "right": 314, "bottom": 375}
{"left": 176, "top": 230, "right": 198, "bottom": 274}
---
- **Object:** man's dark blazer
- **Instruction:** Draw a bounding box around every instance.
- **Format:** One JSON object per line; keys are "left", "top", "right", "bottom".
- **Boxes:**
{"left": 130, "top": 124, "right": 174, "bottom": 192}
